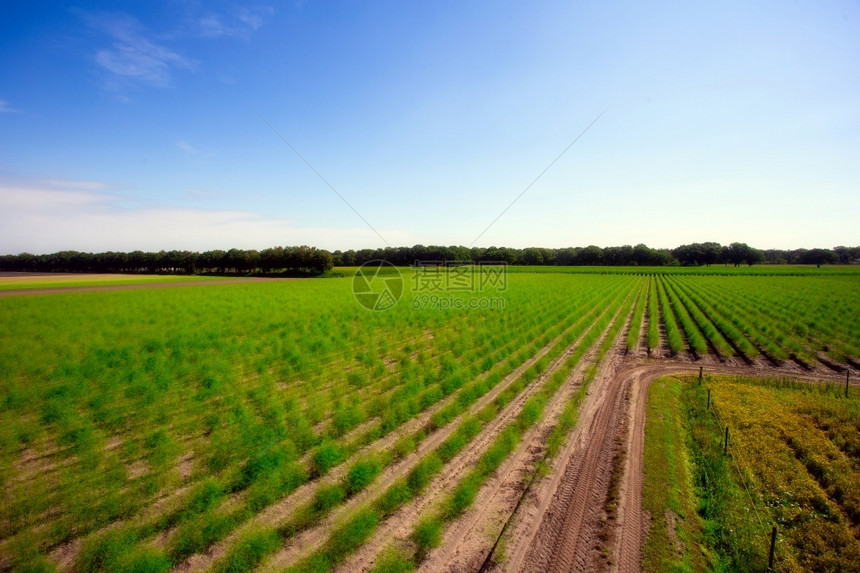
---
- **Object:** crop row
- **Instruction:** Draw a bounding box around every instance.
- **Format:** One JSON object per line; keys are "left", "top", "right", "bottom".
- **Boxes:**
{"left": 625, "top": 279, "right": 647, "bottom": 352}
{"left": 664, "top": 277, "right": 745, "bottom": 358}
{"left": 641, "top": 274, "right": 858, "bottom": 368}
{"left": 646, "top": 276, "right": 660, "bottom": 353}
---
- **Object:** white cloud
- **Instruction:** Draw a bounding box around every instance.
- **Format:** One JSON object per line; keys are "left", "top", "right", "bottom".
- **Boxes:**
{"left": 175, "top": 140, "right": 199, "bottom": 155}
{"left": 0, "top": 181, "right": 410, "bottom": 254}
{"left": 198, "top": 15, "right": 230, "bottom": 38}
{"left": 197, "top": 6, "right": 274, "bottom": 38}
{"left": 38, "top": 179, "right": 108, "bottom": 191}
{"left": 88, "top": 13, "right": 195, "bottom": 89}
{"left": 0, "top": 100, "right": 18, "bottom": 114}
{"left": 236, "top": 6, "right": 274, "bottom": 31}
{"left": 82, "top": 7, "right": 272, "bottom": 90}
{"left": 175, "top": 140, "right": 215, "bottom": 161}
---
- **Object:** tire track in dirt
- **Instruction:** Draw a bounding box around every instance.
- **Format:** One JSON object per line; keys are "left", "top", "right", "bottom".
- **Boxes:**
{"left": 520, "top": 357, "right": 627, "bottom": 572}
{"left": 612, "top": 363, "right": 686, "bottom": 573}
{"left": 415, "top": 284, "right": 636, "bottom": 573}
{"left": 498, "top": 331, "right": 632, "bottom": 572}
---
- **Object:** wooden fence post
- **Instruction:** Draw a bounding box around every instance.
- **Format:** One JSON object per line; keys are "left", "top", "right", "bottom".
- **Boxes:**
{"left": 699, "top": 366, "right": 703, "bottom": 382}
{"left": 768, "top": 526, "right": 777, "bottom": 570}
{"left": 724, "top": 426, "right": 729, "bottom": 455}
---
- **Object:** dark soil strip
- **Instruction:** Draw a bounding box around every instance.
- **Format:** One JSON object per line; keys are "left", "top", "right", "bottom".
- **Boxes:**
{"left": 790, "top": 354, "right": 814, "bottom": 371}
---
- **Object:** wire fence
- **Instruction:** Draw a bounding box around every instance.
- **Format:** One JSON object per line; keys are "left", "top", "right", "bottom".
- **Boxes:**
{"left": 703, "top": 384, "right": 784, "bottom": 570}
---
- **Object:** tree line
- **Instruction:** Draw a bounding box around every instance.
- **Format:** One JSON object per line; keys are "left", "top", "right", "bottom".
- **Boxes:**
{"left": 0, "top": 246, "right": 334, "bottom": 275}
{"left": 1, "top": 243, "right": 857, "bottom": 275}
{"left": 334, "top": 242, "right": 860, "bottom": 268}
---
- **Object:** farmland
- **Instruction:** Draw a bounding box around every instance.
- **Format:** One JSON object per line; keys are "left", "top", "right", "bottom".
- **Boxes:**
{"left": 0, "top": 267, "right": 858, "bottom": 572}
{"left": 642, "top": 374, "right": 860, "bottom": 572}
{"left": 0, "top": 273, "right": 228, "bottom": 292}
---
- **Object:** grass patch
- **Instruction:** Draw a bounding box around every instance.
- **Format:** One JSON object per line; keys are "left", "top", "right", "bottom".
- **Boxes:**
{"left": 645, "top": 374, "right": 860, "bottom": 572}
{"left": 643, "top": 376, "right": 705, "bottom": 572}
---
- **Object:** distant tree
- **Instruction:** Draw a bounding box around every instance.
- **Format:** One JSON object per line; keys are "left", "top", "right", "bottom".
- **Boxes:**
{"left": 555, "top": 247, "right": 580, "bottom": 266}
{"left": 538, "top": 248, "right": 556, "bottom": 265}
{"left": 745, "top": 248, "right": 765, "bottom": 266}
{"left": 632, "top": 244, "right": 652, "bottom": 266}
{"left": 5, "top": 242, "right": 853, "bottom": 275}
{"left": 484, "top": 247, "right": 518, "bottom": 264}
{"left": 799, "top": 248, "right": 837, "bottom": 267}
{"left": 521, "top": 248, "right": 544, "bottom": 265}
{"left": 833, "top": 246, "right": 860, "bottom": 264}
{"left": 727, "top": 242, "right": 753, "bottom": 266}
{"left": 579, "top": 245, "right": 603, "bottom": 265}
{"left": 260, "top": 246, "right": 283, "bottom": 273}
{"left": 701, "top": 242, "right": 722, "bottom": 266}
{"left": 603, "top": 245, "right": 633, "bottom": 265}
{"left": 764, "top": 249, "right": 790, "bottom": 264}
{"left": 672, "top": 242, "right": 722, "bottom": 266}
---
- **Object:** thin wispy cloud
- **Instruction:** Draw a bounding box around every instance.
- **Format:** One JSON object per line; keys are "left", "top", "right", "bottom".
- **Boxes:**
{"left": 83, "top": 7, "right": 272, "bottom": 91}
{"left": 175, "top": 140, "right": 198, "bottom": 155}
{"left": 87, "top": 12, "right": 195, "bottom": 89}
{"left": 175, "top": 139, "right": 214, "bottom": 160}
{"left": 236, "top": 6, "right": 273, "bottom": 31}
{"left": 0, "top": 100, "right": 18, "bottom": 114}
{"left": 197, "top": 6, "right": 274, "bottom": 39}
{"left": 39, "top": 179, "right": 108, "bottom": 191}
{"left": 198, "top": 15, "right": 230, "bottom": 38}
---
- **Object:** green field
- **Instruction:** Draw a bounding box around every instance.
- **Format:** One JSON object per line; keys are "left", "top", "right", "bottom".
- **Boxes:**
{"left": 0, "top": 274, "right": 227, "bottom": 291}
{"left": 644, "top": 375, "right": 860, "bottom": 572}
{"left": 1, "top": 269, "right": 858, "bottom": 572}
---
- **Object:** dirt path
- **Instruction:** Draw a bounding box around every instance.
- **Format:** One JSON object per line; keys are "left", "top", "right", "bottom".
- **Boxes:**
{"left": 612, "top": 363, "right": 691, "bottom": 573}
{"left": 509, "top": 350, "right": 628, "bottom": 572}
{"left": 0, "top": 277, "right": 297, "bottom": 297}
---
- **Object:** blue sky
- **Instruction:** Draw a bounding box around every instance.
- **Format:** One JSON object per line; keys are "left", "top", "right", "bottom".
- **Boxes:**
{"left": 1, "top": 1, "right": 858, "bottom": 254}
